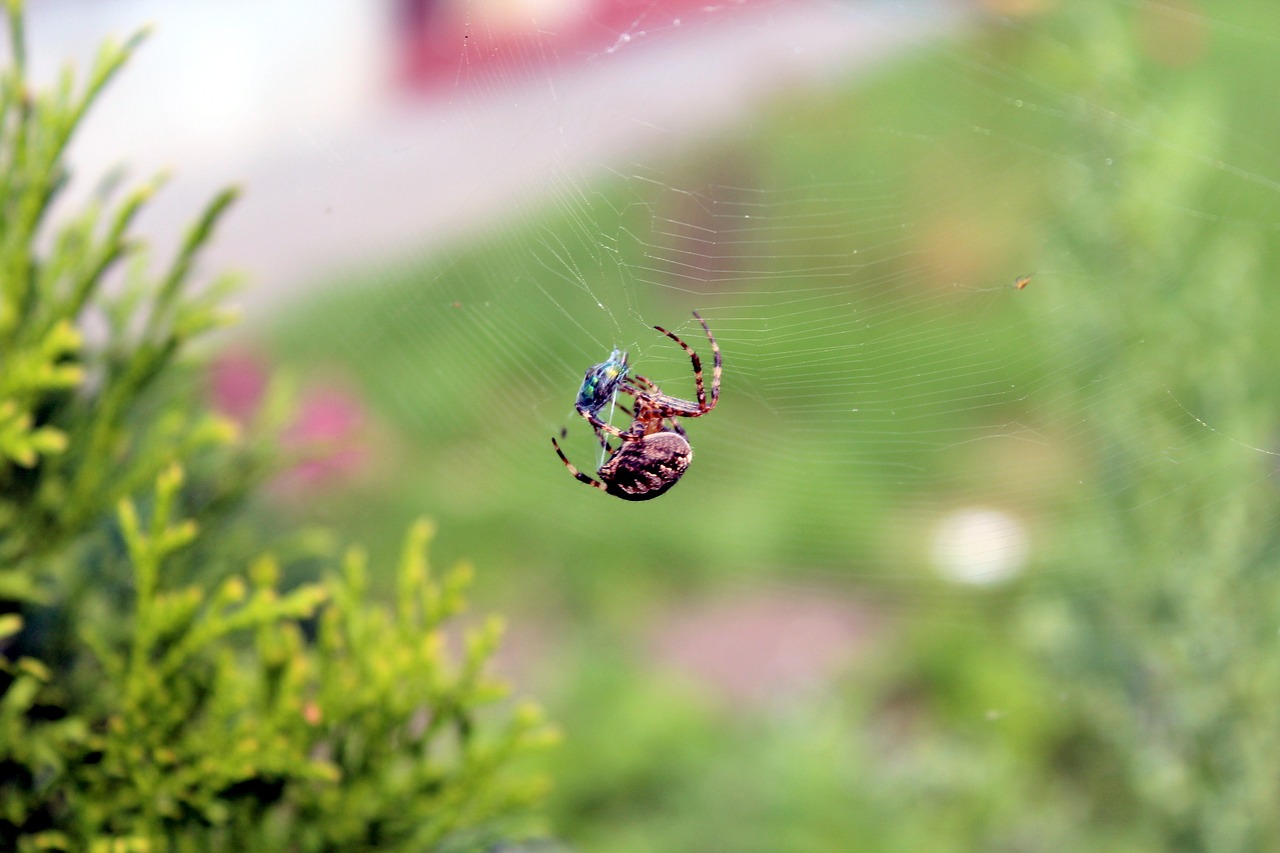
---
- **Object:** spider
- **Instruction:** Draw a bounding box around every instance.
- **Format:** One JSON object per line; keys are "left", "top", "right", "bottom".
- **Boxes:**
{"left": 552, "top": 311, "right": 720, "bottom": 501}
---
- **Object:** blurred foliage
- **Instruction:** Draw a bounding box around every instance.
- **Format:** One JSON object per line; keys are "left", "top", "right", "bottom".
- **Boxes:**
{"left": 0, "top": 3, "right": 554, "bottom": 850}
{"left": 0, "top": 8, "right": 241, "bottom": 601}
{"left": 265, "top": 0, "right": 1280, "bottom": 850}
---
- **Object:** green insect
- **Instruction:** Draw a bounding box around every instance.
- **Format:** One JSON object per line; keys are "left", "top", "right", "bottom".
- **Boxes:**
{"left": 575, "top": 348, "right": 629, "bottom": 418}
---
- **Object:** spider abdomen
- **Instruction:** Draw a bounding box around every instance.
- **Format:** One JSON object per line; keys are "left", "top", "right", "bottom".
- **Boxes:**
{"left": 599, "top": 432, "right": 692, "bottom": 501}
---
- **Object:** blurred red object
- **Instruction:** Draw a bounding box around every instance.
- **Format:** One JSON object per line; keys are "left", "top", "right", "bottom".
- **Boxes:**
{"left": 648, "top": 589, "right": 878, "bottom": 709}
{"left": 208, "top": 348, "right": 376, "bottom": 498}
{"left": 394, "top": 0, "right": 772, "bottom": 91}
{"left": 208, "top": 348, "right": 269, "bottom": 425}
{"left": 277, "top": 386, "right": 372, "bottom": 492}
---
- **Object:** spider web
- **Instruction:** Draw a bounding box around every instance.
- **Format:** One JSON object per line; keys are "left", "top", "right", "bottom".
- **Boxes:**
{"left": 49, "top": 0, "right": 1280, "bottom": 644}
{"left": 36, "top": 0, "right": 1280, "bottom": 845}
{"left": 312, "top": 0, "right": 1280, "bottom": 604}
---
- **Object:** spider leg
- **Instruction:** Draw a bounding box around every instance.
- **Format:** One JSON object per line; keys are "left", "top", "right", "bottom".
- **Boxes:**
{"left": 649, "top": 415, "right": 684, "bottom": 437}
{"left": 624, "top": 391, "right": 683, "bottom": 436}
{"left": 693, "top": 310, "right": 721, "bottom": 409}
{"left": 578, "top": 407, "right": 630, "bottom": 439}
{"left": 625, "top": 374, "right": 662, "bottom": 395}
{"left": 590, "top": 394, "right": 635, "bottom": 451}
{"left": 552, "top": 436, "right": 607, "bottom": 493}
{"left": 649, "top": 323, "right": 702, "bottom": 409}
{"left": 569, "top": 422, "right": 615, "bottom": 453}
{"left": 598, "top": 400, "right": 643, "bottom": 452}
{"left": 622, "top": 375, "right": 681, "bottom": 423}
{"left": 614, "top": 375, "right": 690, "bottom": 437}
{"left": 651, "top": 311, "right": 719, "bottom": 414}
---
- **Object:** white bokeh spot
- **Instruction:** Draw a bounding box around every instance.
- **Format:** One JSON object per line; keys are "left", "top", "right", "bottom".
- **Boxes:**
{"left": 931, "top": 507, "right": 1029, "bottom": 586}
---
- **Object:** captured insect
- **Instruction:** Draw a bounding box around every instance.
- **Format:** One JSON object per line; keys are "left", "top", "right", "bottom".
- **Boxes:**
{"left": 1013, "top": 273, "right": 1032, "bottom": 290}
{"left": 552, "top": 311, "right": 721, "bottom": 501}
{"left": 575, "top": 348, "right": 629, "bottom": 418}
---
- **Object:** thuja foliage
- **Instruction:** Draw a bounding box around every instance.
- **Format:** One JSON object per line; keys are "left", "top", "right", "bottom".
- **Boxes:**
{"left": 6, "top": 478, "right": 554, "bottom": 851}
{"left": 940, "top": 4, "right": 1280, "bottom": 850}
{"left": 0, "top": 10, "right": 241, "bottom": 593}
{"left": 846, "top": 8, "right": 1280, "bottom": 851}
{"left": 0, "top": 4, "right": 555, "bottom": 850}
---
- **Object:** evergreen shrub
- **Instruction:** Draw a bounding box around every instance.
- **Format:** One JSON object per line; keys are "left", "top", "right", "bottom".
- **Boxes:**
{"left": 0, "top": 4, "right": 556, "bottom": 850}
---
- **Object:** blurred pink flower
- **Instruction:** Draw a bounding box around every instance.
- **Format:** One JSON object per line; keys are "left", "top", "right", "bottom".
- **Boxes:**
{"left": 208, "top": 348, "right": 269, "bottom": 424}
{"left": 277, "top": 386, "right": 372, "bottom": 492}
{"left": 207, "top": 348, "right": 379, "bottom": 498}
{"left": 647, "top": 588, "right": 880, "bottom": 711}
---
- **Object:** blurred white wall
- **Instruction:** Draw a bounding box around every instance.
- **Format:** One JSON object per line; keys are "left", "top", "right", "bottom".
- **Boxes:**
{"left": 26, "top": 0, "right": 388, "bottom": 176}
{"left": 15, "top": 0, "right": 964, "bottom": 316}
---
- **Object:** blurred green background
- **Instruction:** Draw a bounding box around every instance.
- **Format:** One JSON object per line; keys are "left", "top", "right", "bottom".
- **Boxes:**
{"left": 241, "top": 2, "right": 1280, "bottom": 850}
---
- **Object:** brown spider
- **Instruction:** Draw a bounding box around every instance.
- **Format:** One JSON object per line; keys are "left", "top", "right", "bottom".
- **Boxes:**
{"left": 551, "top": 311, "right": 721, "bottom": 501}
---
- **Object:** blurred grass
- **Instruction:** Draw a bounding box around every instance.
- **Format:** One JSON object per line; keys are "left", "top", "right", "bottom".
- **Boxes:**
{"left": 263, "top": 2, "right": 1280, "bottom": 850}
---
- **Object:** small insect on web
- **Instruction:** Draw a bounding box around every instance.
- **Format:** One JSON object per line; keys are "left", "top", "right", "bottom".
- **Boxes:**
{"left": 575, "top": 348, "right": 629, "bottom": 418}
{"left": 552, "top": 312, "right": 721, "bottom": 502}
{"left": 575, "top": 347, "right": 629, "bottom": 466}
